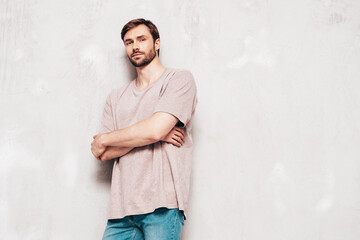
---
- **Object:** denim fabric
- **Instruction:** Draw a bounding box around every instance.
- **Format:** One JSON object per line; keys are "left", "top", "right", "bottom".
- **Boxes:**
{"left": 102, "top": 207, "right": 184, "bottom": 240}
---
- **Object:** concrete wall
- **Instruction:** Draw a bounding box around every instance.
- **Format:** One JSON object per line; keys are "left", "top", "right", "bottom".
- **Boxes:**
{"left": 1, "top": 0, "right": 360, "bottom": 239}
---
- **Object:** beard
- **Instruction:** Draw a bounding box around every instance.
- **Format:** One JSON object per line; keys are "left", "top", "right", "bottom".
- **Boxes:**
{"left": 128, "top": 46, "right": 157, "bottom": 67}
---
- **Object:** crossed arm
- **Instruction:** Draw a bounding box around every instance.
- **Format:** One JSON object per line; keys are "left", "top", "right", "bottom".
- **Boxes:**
{"left": 91, "top": 112, "right": 185, "bottom": 161}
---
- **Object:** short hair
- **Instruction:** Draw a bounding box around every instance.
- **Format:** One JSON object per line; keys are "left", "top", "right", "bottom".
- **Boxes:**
{"left": 121, "top": 18, "right": 160, "bottom": 55}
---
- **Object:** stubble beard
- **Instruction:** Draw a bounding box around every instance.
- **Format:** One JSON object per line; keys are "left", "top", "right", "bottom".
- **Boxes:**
{"left": 128, "top": 46, "right": 157, "bottom": 68}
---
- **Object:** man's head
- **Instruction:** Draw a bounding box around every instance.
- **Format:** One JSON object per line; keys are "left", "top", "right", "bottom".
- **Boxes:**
{"left": 121, "top": 18, "right": 161, "bottom": 67}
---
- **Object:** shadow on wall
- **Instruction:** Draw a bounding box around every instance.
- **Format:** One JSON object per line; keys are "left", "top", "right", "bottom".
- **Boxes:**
{"left": 96, "top": 159, "right": 114, "bottom": 184}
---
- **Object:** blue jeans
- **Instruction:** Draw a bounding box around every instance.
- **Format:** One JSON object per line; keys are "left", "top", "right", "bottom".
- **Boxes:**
{"left": 102, "top": 207, "right": 184, "bottom": 240}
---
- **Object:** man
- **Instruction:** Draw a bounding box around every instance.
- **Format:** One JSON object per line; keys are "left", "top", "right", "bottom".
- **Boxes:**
{"left": 91, "top": 18, "right": 197, "bottom": 240}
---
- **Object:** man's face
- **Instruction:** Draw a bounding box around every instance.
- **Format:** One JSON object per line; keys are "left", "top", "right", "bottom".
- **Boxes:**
{"left": 123, "top": 24, "right": 159, "bottom": 68}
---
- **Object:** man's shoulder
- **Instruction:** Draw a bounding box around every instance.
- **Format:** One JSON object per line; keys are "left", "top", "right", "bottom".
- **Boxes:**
{"left": 167, "top": 68, "right": 195, "bottom": 83}
{"left": 166, "top": 69, "right": 196, "bottom": 91}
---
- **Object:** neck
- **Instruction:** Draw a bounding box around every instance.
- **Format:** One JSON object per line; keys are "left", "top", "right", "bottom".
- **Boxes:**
{"left": 135, "top": 57, "right": 166, "bottom": 90}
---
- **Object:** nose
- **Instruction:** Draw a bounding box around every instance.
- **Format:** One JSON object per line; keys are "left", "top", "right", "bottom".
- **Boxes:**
{"left": 133, "top": 41, "right": 140, "bottom": 51}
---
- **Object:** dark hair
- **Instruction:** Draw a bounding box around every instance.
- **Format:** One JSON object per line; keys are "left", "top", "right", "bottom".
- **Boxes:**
{"left": 121, "top": 18, "right": 160, "bottom": 55}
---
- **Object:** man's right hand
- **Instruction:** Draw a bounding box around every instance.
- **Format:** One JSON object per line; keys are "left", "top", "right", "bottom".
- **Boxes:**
{"left": 162, "top": 126, "right": 185, "bottom": 147}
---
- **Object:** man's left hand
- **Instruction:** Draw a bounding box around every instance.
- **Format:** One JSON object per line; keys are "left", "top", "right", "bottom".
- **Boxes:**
{"left": 91, "top": 134, "right": 107, "bottom": 160}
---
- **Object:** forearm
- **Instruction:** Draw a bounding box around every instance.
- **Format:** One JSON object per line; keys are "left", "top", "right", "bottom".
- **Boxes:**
{"left": 100, "top": 146, "right": 134, "bottom": 161}
{"left": 101, "top": 112, "right": 178, "bottom": 148}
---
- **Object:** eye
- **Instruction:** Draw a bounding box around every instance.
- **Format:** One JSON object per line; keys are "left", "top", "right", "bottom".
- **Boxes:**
{"left": 125, "top": 41, "right": 132, "bottom": 45}
{"left": 141, "top": 38, "right": 145, "bottom": 41}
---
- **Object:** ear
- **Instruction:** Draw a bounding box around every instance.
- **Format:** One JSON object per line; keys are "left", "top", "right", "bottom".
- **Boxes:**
{"left": 154, "top": 38, "right": 160, "bottom": 51}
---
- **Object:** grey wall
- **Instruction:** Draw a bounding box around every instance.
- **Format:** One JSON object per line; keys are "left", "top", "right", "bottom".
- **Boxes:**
{"left": 1, "top": 0, "right": 360, "bottom": 239}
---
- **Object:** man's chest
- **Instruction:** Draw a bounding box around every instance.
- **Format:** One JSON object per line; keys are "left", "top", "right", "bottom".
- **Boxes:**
{"left": 113, "top": 87, "right": 162, "bottom": 129}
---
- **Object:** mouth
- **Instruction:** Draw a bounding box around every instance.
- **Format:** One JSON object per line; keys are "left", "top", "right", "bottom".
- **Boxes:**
{"left": 132, "top": 53, "right": 143, "bottom": 57}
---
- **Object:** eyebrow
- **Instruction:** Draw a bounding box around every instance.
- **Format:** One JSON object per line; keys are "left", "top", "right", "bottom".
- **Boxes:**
{"left": 124, "top": 35, "right": 147, "bottom": 42}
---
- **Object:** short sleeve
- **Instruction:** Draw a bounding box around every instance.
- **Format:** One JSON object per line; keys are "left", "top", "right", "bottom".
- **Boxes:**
{"left": 153, "top": 70, "right": 197, "bottom": 127}
{"left": 99, "top": 92, "right": 115, "bottom": 134}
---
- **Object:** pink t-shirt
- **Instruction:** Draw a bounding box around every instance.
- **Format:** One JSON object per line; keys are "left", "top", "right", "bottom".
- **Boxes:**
{"left": 100, "top": 68, "right": 197, "bottom": 220}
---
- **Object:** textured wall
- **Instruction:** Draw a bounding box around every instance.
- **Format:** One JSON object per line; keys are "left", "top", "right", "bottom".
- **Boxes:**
{"left": 1, "top": 0, "right": 360, "bottom": 239}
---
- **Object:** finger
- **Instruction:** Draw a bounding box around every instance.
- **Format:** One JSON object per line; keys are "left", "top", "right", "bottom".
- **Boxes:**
{"left": 92, "top": 151, "right": 99, "bottom": 159}
{"left": 92, "top": 147, "right": 101, "bottom": 158}
{"left": 172, "top": 136, "right": 183, "bottom": 145}
{"left": 172, "top": 127, "right": 184, "bottom": 137}
{"left": 174, "top": 130, "right": 184, "bottom": 138}
{"left": 91, "top": 149, "right": 99, "bottom": 160}
{"left": 173, "top": 131, "right": 185, "bottom": 141}
{"left": 174, "top": 135, "right": 184, "bottom": 144}
{"left": 170, "top": 139, "right": 181, "bottom": 147}
{"left": 175, "top": 127, "right": 185, "bottom": 135}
